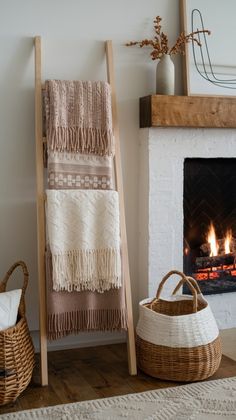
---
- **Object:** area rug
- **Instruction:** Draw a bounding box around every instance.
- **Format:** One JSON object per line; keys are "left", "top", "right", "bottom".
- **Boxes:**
{"left": 1, "top": 377, "right": 236, "bottom": 419}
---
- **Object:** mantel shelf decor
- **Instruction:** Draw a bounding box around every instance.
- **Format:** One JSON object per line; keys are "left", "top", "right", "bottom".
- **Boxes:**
{"left": 139, "top": 94, "right": 236, "bottom": 128}
{"left": 126, "top": 15, "right": 210, "bottom": 95}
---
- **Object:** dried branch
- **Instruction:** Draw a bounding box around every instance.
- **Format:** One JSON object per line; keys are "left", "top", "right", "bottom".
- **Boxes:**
{"left": 169, "top": 30, "right": 211, "bottom": 55}
{"left": 126, "top": 16, "right": 211, "bottom": 60}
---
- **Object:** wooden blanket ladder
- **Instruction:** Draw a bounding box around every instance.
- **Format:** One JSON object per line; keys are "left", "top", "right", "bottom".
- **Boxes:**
{"left": 34, "top": 36, "right": 137, "bottom": 386}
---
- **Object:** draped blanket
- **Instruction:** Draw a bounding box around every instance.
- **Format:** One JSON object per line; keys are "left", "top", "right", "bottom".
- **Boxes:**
{"left": 46, "top": 249, "right": 127, "bottom": 340}
{"left": 44, "top": 79, "right": 127, "bottom": 338}
{"left": 44, "top": 80, "right": 114, "bottom": 156}
{"left": 47, "top": 152, "right": 113, "bottom": 190}
{"left": 46, "top": 189, "right": 121, "bottom": 293}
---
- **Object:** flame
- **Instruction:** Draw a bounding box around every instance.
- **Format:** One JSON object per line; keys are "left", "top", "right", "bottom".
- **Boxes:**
{"left": 184, "top": 247, "right": 189, "bottom": 256}
{"left": 224, "top": 229, "right": 232, "bottom": 254}
{"left": 207, "top": 223, "right": 218, "bottom": 257}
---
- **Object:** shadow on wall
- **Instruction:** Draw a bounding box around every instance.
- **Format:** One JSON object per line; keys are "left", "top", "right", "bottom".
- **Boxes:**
{"left": 0, "top": 37, "right": 35, "bottom": 177}
{"left": 0, "top": 37, "right": 38, "bottom": 330}
{"left": 0, "top": 200, "right": 38, "bottom": 330}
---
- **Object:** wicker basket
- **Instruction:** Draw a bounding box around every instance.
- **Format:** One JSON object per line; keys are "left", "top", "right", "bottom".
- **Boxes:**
{"left": 136, "top": 270, "right": 222, "bottom": 382}
{"left": 0, "top": 261, "right": 35, "bottom": 406}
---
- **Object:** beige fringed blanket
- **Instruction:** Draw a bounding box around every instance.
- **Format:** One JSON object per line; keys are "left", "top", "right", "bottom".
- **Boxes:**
{"left": 46, "top": 248, "right": 127, "bottom": 340}
{"left": 44, "top": 80, "right": 114, "bottom": 156}
{"left": 46, "top": 189, "right": 121, "bottom": 292}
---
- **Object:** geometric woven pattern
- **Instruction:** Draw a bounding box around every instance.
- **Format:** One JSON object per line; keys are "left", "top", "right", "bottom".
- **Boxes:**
{"left": 1, "top": 377, "right": 236, "bottom": 419}
{"left": 48, "top": 172, "right": 112, "bottom": 189}
{"left": 47, "top": 152, "right": 113, "bottom": 190}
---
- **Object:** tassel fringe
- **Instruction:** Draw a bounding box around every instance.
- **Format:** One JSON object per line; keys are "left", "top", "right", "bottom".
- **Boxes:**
{"left": 47, "top": 126, "right": 114, "bottom": 156}
{"left": 52, "top": 248, "right": 121, "bottom": 292}
{"left": 47, "top": 309, "right": 127, "bottom": 340}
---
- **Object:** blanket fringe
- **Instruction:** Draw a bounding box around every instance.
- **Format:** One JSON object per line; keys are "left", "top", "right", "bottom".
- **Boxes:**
{"left": 47, "top": 309, "right": 127, "bottom": 340}
{"left": 52, "top": 248, "right": 121, "bottom": 293}
{"left": 47, "top": 126, "right": 114, "bottom": 156}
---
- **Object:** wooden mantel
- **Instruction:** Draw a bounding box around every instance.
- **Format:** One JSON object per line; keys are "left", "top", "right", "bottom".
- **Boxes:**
{"left": 140, "top": 95, "right": 236, "bottom": 128}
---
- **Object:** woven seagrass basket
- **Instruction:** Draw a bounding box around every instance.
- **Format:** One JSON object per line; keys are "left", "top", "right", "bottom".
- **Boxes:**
{"left": 136, "top": 270, "right": 222, "bottom": 382}
{"left": 0, "top": 261, "right": 35, "bottom": 406}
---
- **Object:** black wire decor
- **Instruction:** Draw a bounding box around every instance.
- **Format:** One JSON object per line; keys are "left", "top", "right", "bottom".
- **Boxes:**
{"left": 191, "top": 8, "right": 236, "bottom": 89}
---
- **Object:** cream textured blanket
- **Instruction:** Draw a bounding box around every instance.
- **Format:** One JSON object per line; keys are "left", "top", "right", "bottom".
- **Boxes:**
{"left": 44, "top": 80, "right": 114, "bottom": 156}
{"left": 46, "top": 190, "right": 121, "bottom": 292}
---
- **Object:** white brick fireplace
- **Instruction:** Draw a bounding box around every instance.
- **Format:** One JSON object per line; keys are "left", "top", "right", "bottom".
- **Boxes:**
{"left": 139, "top": 127, "right": 236, "bottom": 329}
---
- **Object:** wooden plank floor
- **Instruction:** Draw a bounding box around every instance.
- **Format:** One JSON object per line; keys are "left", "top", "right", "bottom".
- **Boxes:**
{"left": 1, "top": 343, "right": 236, "bottom": 415}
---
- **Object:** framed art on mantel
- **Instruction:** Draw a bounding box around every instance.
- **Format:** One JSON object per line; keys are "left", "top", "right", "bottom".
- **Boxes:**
{"left": 180, "top": 0, "right": 236, "bottom": 96}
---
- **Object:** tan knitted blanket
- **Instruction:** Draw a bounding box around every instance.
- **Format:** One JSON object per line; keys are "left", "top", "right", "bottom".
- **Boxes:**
{"left": 46, "top": 249, "right": 127, "bottom": 340}
{"left": 44, "top": 80, "right": 114, "bottom": 156}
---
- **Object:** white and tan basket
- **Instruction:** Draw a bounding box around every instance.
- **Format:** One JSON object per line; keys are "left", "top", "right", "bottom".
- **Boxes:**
{"left": 136, "top": 270, "right": 222, "bottom": 382}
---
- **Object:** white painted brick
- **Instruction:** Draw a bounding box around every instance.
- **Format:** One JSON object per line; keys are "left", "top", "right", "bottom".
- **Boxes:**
{"left": 139, "top": 127, "right": 236, "bottom": 329}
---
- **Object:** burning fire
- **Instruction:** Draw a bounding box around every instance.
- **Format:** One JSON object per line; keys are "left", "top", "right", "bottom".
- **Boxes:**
{"left": 207, "top": 223, "right": 218, "bottom": 257}
{"left": 207, "top": 223, "right": 232, "bottom": 256}
{"left": 190, "top": 224, "right": 235, "bottom": 283}
{"left": 225, "top": 229, "right": 232, "bottom": 254}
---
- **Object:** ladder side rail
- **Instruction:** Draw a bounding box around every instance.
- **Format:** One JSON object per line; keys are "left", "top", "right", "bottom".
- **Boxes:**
{"left": 34, "top": 36, "right": 48, "bottom": 386}
{"left": 105, "top": 40, "right": 137, "bottom": 375}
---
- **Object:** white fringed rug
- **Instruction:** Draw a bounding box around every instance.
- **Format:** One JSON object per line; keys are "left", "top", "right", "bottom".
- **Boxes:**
{"left": 1, "top": 377, "right": 236, "bottom": 420}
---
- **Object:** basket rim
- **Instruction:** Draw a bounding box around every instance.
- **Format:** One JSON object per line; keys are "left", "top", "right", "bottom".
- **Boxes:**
{"left": 0, "top": 315, "right": 26, "bottom": 336}
{"left": 139, "top": 295, "right": 209, "bottom": 320}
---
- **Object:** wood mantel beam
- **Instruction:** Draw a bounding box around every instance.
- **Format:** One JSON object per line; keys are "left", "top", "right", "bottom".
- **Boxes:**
{"left": 140, "top": 95, "right": 236, "bottom": 128}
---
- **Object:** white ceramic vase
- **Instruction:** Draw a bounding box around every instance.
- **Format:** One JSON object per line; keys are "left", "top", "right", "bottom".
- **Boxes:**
{"left": 156, "top": 54, "right": 175, "bottom": 95}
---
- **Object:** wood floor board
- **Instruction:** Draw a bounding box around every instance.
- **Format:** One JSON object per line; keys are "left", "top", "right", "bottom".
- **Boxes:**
{"left": 0, "top": 343, "right": 236, "bottom": 415}
{"left": 49, "top": 358, "right": 99, "bottom": 403}
{"left": 74, "top": 355, "right": 135, "bottom": 398}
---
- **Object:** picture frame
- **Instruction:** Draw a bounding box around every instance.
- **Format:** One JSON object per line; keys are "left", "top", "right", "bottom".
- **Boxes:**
{"left": 180, "top": 0, "right": 236, "bottom": 96}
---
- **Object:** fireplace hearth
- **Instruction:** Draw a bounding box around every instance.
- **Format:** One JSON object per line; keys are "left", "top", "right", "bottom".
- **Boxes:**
{"left": 184, "top": 158, "right": 236, "bottom": 295}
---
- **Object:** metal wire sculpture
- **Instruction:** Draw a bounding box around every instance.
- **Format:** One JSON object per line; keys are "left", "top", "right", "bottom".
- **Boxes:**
{"left": 191, "top": 8, "right": 236, "bottom": 89}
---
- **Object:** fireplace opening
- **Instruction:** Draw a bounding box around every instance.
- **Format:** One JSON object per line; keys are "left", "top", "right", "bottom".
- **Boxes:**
{"left": 183, "top": 158, "right": 236, "bottom": 295}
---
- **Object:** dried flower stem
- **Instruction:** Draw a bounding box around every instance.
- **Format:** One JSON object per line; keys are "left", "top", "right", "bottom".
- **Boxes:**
{"left": 126, "top": 16, "right": 211, "bottom": 60}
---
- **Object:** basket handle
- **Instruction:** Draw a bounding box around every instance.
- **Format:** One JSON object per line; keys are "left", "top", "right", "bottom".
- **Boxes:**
{"left": 155, "top": 270, "right": 198, "bottom": 312}
{"left": 172, "top": 275, "right": 202, "bottom": 296}
{"left": 0, "top": 261, "right": 29, "bottom": 317}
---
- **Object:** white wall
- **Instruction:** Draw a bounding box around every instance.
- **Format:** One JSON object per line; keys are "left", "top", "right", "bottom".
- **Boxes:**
{"left": 0, "top": 0, "right": 182, "bottom": 347}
